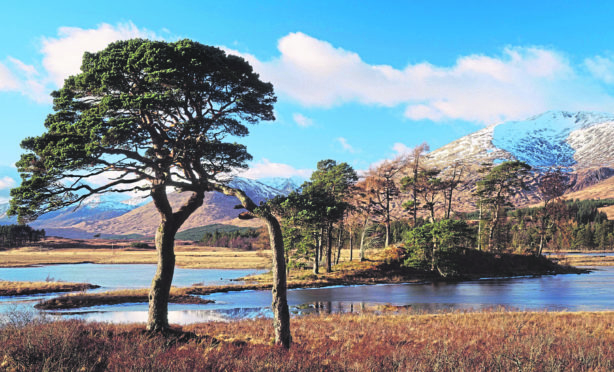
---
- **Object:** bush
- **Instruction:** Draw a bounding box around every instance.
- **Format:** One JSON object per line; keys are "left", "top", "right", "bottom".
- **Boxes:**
{"left": 130, "top": 242, "right": 150, "bottom": 249}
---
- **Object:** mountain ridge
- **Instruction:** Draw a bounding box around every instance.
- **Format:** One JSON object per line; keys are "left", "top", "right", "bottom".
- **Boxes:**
{"left": 2, "top": 110, "right": 614, "bottom": 238}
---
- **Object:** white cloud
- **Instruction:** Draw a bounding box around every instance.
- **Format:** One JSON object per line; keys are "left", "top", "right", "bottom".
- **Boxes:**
{"left": 585, "top": 55, "right": 614, "bottom": 84}
{"left": 0, "top": 62, "right": 20, "bottom": 90}
{"left": 227, "top": 32, "right": 614, "bottom": 124}
{"left": 392, "top": 142, "right": 411, "bottom": 155}
{"left": 40, "top": 22, "right": 157, "bottom": 86}
{"left": 4, "top": 22, "right": 158, "bottom": 102}
{"left": 0, "top": 176, "right": 16, "bottom": 190}
{"left": 240, "top": 158, "right": 312, "bottom": 179}
{"left": 292, "top": 113, "right": 314, "bottom": 127}
{"left": 337, "top": 137, "right": 357, "bottom": 153}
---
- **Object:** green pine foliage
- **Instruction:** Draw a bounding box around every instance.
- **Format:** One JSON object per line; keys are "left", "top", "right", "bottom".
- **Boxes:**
{"left": 0, "top": 224, "right": 45, "bottom": 248}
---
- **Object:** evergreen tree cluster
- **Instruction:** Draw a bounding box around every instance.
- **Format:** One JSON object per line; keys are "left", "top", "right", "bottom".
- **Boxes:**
{"left": 200, "top": 228, "right": 262, "bottom": 250}
{"left": 0, "top": 224, "right": 45, "bottom": 248}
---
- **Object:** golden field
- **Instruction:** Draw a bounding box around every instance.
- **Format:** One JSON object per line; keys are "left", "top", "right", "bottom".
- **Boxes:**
{"left": 0, "top": 241, "right": 271, "bottom": 269}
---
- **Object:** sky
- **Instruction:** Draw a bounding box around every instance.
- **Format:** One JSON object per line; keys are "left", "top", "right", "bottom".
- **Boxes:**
{"left": 2, "top": 1, "right": 614, "bottom": 203}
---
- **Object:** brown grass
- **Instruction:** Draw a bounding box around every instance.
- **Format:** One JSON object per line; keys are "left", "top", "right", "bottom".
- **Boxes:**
{"left": 551, "top": 254, "right": 614, "bottom": 266}
{"left": 0, "top": 281, "right": 100, "bottom": 296}
{"left": 1, "top": 310, "right": 613, "bottom": 371}
{"left": 0, "top": 240, "right": 271, "bottom": 269}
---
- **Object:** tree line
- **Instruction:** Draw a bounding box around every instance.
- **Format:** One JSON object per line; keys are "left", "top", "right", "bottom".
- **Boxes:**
{"left": 0, "top": 224, "right": 45, "bottom": 248}
{"left": 200, "top": 228, "right": 265, "bottom": 250}
{"left": 268, "top": 150, "right": 613, "bottom": 275}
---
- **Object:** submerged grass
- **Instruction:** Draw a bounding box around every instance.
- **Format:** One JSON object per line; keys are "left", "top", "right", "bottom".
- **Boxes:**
{"left": 1, "top": 310, "right": 613, "bottom": 371}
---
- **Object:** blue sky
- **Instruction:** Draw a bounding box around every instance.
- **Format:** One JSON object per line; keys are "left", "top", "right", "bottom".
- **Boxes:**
{"left": 2, "top": 1, "right": 614, "bottom": 202}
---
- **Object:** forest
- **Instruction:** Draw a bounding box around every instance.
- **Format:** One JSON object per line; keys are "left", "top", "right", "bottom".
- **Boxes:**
{"left": 0, "top": 224, "right": 45, "bottom": 248}
{"left": 264, "top": 151, "right": 614, "bottom": 276}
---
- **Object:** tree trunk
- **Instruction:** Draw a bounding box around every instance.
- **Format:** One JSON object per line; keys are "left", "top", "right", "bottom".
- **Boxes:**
{"left": 385, "top": 190, "right": 391, "bottom": 247}
{"left": 488, "top": 208, "right": 499, "bottom": 252}
{"left": 147, "top": 218, "right": 177, "bottom": 331}
{"left": 477, "top": 202, "right": 483, "bottom": 251}
{"left": 349, "top": 227, "right": 353, "bottom": 261}
{"left": 319, "top": 227, "right": 324, "bottom": 265}
{"left": 385, "top": 221, "right": 390, "bottom": 248}
{"left": 326, "top": 223, "right": 333, "bottom": 273}
{"left": 147, "top": 188, "right": 203, "bottom": 332}
{"left": 263, "top": 214, "right": 291, "bottom": 348}
{"left": 211, "top": 184, "right": 291, "bottom": 348}
{"left": 313, "top": 234, "right": 319, "bottom": 274}
{"left": 360, "top": 217, "right": 369, "bottom": 261}
{"left": 335, "top": 223, "right": 344, "bottom": 265}
{"left": 431, "top": 233, "right": 437, "bottom": 272}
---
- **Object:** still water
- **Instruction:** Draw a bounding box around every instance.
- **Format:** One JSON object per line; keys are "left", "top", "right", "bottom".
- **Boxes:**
{"left": 1, "top": 264, "right": 614, "bottom": 325}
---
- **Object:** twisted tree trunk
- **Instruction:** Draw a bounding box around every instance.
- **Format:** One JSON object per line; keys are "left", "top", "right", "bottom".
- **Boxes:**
{"left": 147, "top": 218, "right": 178, "bottom": 331}
{"left": 212, "top": 184, "right": 291, "bottom": 348}
{"left": 147, "top": 188, "right": 203, "bottom": 332}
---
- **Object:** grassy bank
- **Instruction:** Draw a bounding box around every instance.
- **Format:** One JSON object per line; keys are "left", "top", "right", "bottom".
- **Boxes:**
{"left": 34, "top": 288, "right": 212, "bottom": 310}
{"left": 0, "top": 281, "right": 100, "bottom": 296}
{"left": 1, "top": 310, "right": 612, "bottom": 371}
{"left": 550, "top": 253, "right": 614, "bottom": 267}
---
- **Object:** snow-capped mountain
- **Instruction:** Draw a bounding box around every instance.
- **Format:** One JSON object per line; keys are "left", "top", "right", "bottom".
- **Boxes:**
{"left": 255, "top": 176, "right": 304, "bottom": 194}
{"left": 0, "top": 176, "right": 299, "bottom": 237}
{"left": 4, "top": 110, "right": 614, "bottom": 236}
{"left": 0, "top": 192, "right": 150, "bottom": 227}
{"left": 228, "top": 177, "right": 289, "bottom": 201}
{"left": 421, "top": 110, "right": 614, "bottom": 212}
{"left": 428, "top": 111, "right": 614, "bottom": 170}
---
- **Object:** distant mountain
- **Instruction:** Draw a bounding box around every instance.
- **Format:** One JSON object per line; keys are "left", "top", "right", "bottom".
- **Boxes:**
{"left": 0, "top": 192, "right": 149, "bottom": 227}
{"left": 0, "top": 176, "right": 298, "bottom": 238}
{"left": 427, "top": 111, "right": 614, "bottom": 170}
{"left": 4, "top": 111, "right": 614, "bottom": 237}
{"left": 421, "top": 110, "right": 614, "bottom": 212}
{"left": 257, "top": 176, "right": 304, "bottom": 194}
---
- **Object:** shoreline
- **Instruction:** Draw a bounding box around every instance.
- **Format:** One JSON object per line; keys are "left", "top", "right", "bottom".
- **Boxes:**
{"left": 32, "top": 254, "right": 588, "bottom": 310}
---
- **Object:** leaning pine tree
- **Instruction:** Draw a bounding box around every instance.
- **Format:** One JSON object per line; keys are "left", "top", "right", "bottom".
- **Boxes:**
{"left": 8, "top": 39, "right": 291, "bottom": 347}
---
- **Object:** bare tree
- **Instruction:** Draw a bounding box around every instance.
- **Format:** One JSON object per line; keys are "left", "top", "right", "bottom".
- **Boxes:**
{"left": 363, "top": 156, "right": 407, "bottom": 247}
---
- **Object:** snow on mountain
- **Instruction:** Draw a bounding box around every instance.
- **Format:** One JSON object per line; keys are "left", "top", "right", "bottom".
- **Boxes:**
{"left": 491, "top": 111, "right": 614, "bottom": 168}
{"left": 228, "top": 177, "right": 286, "bottom": 201}
{"left": 429, "top": 110, "right": 614, "bottom": 171}
{"left": 255, "top": 176, "right": 304, "bottom": 194}
{"left": 421, "top": 110, "right": 614, "bottom": 212}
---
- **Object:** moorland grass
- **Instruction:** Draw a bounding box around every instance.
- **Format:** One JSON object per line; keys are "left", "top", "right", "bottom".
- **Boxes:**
{"left": 0, "top": 281, "right": 100, "bottom": 296}
{"left": 34, "top": 288, "right": 213, "bottom": 310}
{"left": 1, "top": 310, "right": 613, "bottom": 371}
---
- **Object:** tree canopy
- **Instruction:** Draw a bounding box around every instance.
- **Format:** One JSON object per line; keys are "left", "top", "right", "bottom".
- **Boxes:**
{"left": 8, "top": 38, "right": 278, "bottom": 333}
{"left": 9, "top": 38, "right": 275, "bottom": 221}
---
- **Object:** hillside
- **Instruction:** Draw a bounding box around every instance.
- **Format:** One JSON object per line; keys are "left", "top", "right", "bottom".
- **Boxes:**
{"left": 419, "top": 111, "right": 614, "bottom": 214}
{"left": 0, "top": 177, "right": 301, "bottom": 238}
{"left": 4, "top": 110, "right": 614, "bottom": 237}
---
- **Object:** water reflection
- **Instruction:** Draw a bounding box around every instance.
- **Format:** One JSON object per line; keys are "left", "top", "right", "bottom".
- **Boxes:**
{"left": 58, "top": 307, "right": 273, "bottom": 324}
{"left": 0, "top": 264, "right": 265, "bottom": 290}
{"left": 2, "top": 265, "right": 614, "bottom": 325}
